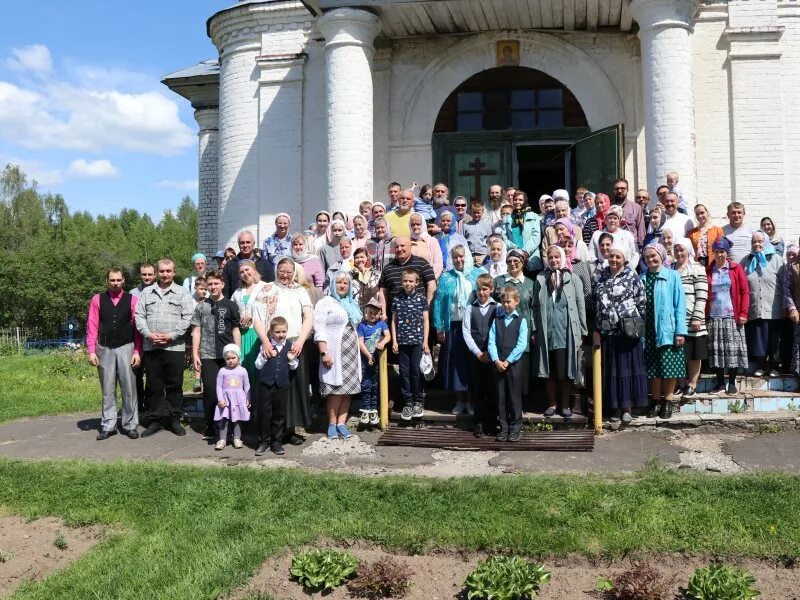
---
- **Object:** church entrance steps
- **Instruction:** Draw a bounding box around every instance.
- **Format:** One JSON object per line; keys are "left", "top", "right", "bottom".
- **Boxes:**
{"left": 376, "top": 425, "right": 595, "bottom": 452}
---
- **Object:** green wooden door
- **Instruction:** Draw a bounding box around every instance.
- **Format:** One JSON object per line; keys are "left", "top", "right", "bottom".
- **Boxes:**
{"left": 450, "top": 148, "right": 506, "bottom": 203}
{"left": 570, "top": 124, "right": 624, "bottom": 196}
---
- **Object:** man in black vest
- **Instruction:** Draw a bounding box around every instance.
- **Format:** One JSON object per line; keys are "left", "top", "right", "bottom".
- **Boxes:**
{"left": 86, "top": 268, "right": 143, "bottom": 440}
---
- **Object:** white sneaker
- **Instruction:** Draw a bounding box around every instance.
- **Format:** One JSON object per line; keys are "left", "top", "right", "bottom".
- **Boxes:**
{"left": 753, "top": 369, "right": 765, "bottom": 377}
{"left": 451, "top": 400, "right": 466, "bottom": 415}
{"left": 769, "top": 370, "right": 780, "bottom": 378}
{"left": 359, "top": 410, "right": 370, "bottom": 424}
{"left": 233, "top": 438, "right": 243, "bottom": 449}
{"left": 369, "top": 410, "right": 380, "bottom": 425}
{"left": 466, "top": 401, "right": 475, "bottom": 416}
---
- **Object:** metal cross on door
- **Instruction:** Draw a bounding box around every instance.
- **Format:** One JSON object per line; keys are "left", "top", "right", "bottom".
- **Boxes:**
{"left": 451, "top": 150, "right": 502, "bottom": 204}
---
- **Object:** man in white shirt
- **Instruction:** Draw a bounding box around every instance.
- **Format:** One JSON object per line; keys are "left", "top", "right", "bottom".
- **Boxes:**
{"left": 662, "top": 192, "right": 694, "bottom": 238}
{"left": 722, "top": 201, "right": 754, "bottom": 263}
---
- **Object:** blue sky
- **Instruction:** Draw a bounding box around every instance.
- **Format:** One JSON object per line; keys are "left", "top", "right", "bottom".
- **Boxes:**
{"left": 0, "top": 1, "right": 225, "bottom": 219}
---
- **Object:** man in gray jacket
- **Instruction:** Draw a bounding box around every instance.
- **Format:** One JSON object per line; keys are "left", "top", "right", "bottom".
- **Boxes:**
{"left": 134, "top": 258, "right": 194, "bottom": 437}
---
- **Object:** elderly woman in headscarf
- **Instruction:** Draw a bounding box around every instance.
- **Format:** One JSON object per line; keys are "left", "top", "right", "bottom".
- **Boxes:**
{"left": 582, "top": 192, "right": 610, "bottom": 245}
{"left": 325, "top": 237, "right": 354, "bottom": 291}
{"left": 408, "top": 212, "right": 443, "bottom": 278}
{"left": 314, "top": 270, "right": 363, "bottom": 439}
{"left": 433, "top": 244, "right": 487, "bottom": 415}
{"left": 435, "top": 208, "right": 472, "bottom": 272}
{"left": 263, "top": 213, "right": 293, "bottom": 265}
{"left": 640, "top": 242, "right": 687, "bottom": 419}
{"left": 351, "top": 214, "right": 371, "bottom": 251}
{"left": 643, "top": 206, "right": 666, "bottom": 248}
{"left": 290, "top": 233, "right": 324, "bottom": 290}
{"left": 183, "top": 252, "right": 208, "bottom": 295}
{"left": 743, "top": 230, "right": 785, "bottom": 377}
{"left": 317, "top": 219, "right": 346, "bottom": 273}
{"left": 672, "top": 237, "right": 708, "bottom": 398}
{"left": 706, "top": 236, "right": 749, "bottom": 395}
{"left": 252, "top": 257, "right": 314, "bottom": 445}
{"left": 311, "top": 211, "right": 331, "bottom": 252}
{"left": 482, "top": 235, "right": 507, "bottom": 278}
{"left": 367, "top": 216, "right": 393, "bottom": 272}
{"left": 593, "top": 242, "right": 648, "bottom": 423}
{"left": 533, "top": 245, "right": 587, "bottom": 419}
{"left": 589, "top": 204, "right": 639, "bottom": 269}
{"left": 369, "top": 202, "right": 386, "bottom": 231}
{"left": 784, "top": 243, "right": 800, "bottom": 375}
{"left": 760, "top": 217, "right": 784, "bottom": 256}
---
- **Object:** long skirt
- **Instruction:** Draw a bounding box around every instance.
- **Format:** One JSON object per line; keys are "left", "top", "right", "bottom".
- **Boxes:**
{"left": 438, "top": 321, "right": 469, "bottom": 392}
{"left": 644, "top": 334, "right": 687, "bottom": 379}
{"left": 745, "top": 318, "right": 781, "bottom": 361}
{"left": 239, "top": 326, "right": 260, "bottom": 390}
{"left": 320, "top": 324, "right": 362, "bottom": 397}
{"left": 286, "top": 337, "right": 311, "bottom": 429}
{"left": 708, "top": 317, "right": 748, "bottom": 370}
{"left": 601, "top": 335, "right": 648, "bottom": 410}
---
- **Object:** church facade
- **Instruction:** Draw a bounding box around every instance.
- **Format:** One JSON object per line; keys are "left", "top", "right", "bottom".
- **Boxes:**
{"left": 163, "top": 0, "right": 800, "bottom": 255}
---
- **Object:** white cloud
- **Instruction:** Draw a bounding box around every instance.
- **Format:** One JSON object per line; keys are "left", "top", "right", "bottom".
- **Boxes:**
{"left": 155, "top": 179, "right": 198, "bottom": 191}
{"left": 67, "top": 158, "right": 120, "bottom": 178}
{"left": 0, "top": 47, "right": 194, "bottom": 157}
{"left": 0, "top": 156, "right": 63, "bottom": 186}
{"left": 5, "top": 44, "right": 53, "bottom": 73}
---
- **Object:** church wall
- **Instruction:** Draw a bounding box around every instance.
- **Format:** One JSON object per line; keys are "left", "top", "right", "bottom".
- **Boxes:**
{"left": 692, "top": 6, "right": 732, "bottom": 225}
{"left": 780, "top": 2, "right": 800, "bottom": 246}
{"left": 301, "top": 39, "right": 329, "bottom": 227}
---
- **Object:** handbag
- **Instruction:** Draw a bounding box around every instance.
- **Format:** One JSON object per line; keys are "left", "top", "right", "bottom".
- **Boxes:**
{"left": 621, "top": 316, "right": 645, "bottom": 339}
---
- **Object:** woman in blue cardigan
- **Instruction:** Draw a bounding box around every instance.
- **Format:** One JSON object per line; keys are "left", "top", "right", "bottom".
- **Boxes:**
{"left": 641, "top": 242, "right": 688, "bottom": 419}
{"left": 499, "top": 190, "right": 542, "bottom": 271}
{"left": 432, "top": 244, "right": 487, "bottom": 415}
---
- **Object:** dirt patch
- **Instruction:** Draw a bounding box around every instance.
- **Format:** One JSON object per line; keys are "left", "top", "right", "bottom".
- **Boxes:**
{"left": 230, "top": 542, "right": 800, "bottom": 600}
{"left": 0, "top": 514, "right": 103, "bottom": 597}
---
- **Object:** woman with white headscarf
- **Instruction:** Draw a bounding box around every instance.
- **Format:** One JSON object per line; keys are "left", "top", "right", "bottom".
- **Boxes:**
{"left": 290, "top": 233, "right": 324, "bottom": 290}
{"left": 672, "top": 237, "right": 708, "bottom": 398}
{"left": 366, "top": 216, "right": 393, "bottom": 273}
{"left": 533, "top": 245, "right": 587, "bottom": 419}
{"left": 482, "top": 235, "right": 507, "bottom": 278}
{"left": 351, "top": 214, "right": 371, "bottom": 251}
{"left": 317, "top": 219, "right": 346, "bottom": 273}
{"left": 743, "top": 230, "right": 785, "bottom": 377}
{"left": 263, "top": 213, "right": 293, "bottom": 265}
{"left": 433, "top": 244, "right": 487, "bottom": 415}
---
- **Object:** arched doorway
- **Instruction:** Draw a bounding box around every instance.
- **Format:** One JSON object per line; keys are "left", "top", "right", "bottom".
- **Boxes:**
{"left": 432, "top": 66, "right": 621, "bottom": 204}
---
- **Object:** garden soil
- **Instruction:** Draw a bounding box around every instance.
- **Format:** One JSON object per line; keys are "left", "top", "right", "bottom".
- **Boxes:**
{"left": 231, "top": 542, "right": 800, "bottom": 600}
{"left": 0, "top": 515, "right": 102, "bottom": 597}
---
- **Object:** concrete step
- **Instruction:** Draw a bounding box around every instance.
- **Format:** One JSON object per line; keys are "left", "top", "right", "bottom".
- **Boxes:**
{"left": 389, "top": 407, "right": 588, "bottom": 429}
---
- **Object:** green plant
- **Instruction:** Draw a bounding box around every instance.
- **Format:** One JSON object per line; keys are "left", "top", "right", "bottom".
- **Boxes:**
{"left": 347, "top": 556, "right": 414, "bottom": 598}
{"left": 463, "top": 555, "right": 551, "bottom": 599}
{"left": 755, "top": 423, "right": 781, "bottom": 435}
{"left": 597, "top": 561, "right": 671, "bottom": 599}
{"left": 241, "top": 591, "right": 275, "bottom": 600}
{"left": 0, "top": 548, "right": 15, "bottom": 563}
{"left": 523, "top": 420, "right": 553, "bottom": 432}
{"left": 686, "top": 564, "right": 760, "bottom": 599}
{"left": 53, "top": 533, "right": 68, "bottom": 550}
{"left": 727, "top": 399, "right": 746, "bottom": 414}
{"left": 290, "top": 549, "right": 359, "bottom": 591}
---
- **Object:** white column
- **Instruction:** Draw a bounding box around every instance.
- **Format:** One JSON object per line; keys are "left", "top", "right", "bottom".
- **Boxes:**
{"left": 194, "top": 108, "right": 219, "bottom": 257}
{"left": 629, "top": 0, "right": 698, "bottom": 202}
{"left": 317, "top": 8, "right": 381, "bottom": 215}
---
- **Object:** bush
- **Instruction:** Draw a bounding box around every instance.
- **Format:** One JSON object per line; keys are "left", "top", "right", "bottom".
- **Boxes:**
{"left": 463, "top": 555, "right": 551, "bottom": 600}
{"left": 290, "top": 548, "right": 359, "bottom": 591}
{"left": 686, "top": 564, "right": 760, "bottom": 600}
{"left": 347, "top": 556, "right": 414, "bottom": 598}
{"left": 596, "top": 561, "right": 672, "bottom": 600}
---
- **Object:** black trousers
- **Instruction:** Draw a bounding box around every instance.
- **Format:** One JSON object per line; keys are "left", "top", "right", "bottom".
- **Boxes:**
{"left": 258, "top": 382, "right": 288, "bottom": 444}
{"left": 201, "top": 358, "right": 225, "bottom": 431}
{"left": 469, "top": 355, "right": 496, "bottom": 432}
{"left": 397, "top": 344, "right": 422, "bottom": 406}
{"left": 495, "top": 361, "right": 523, "bottom": 434}
{"left": 143, "top": 349, "right": 184, "bottom": 420}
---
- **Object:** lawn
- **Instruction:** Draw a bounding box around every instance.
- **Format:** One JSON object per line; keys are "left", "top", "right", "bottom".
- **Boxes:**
{"left": 0, "top": 458, "right": 798, "bottom": 599}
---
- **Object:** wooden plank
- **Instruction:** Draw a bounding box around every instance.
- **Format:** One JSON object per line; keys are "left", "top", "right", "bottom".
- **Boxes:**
{"left": 467, "top": 0, "right": 489, "bottom": 30}
{"left": 457, "top": 0, "right": 481, "bottom": 31}
{"left": 513, "top": 0, "right": 534, "bottom": 29}
{"left": 620, "top": 0, "right": 633, "bottom": 31}
{"left": 552, "top": 0, "right": 564, "bottom": 28}
{"left": 609, "top": 0, "right": 623, "bottom": 26}
{"left": 598, "top": 0, "right": 610, "bottom": 27}
{"left": 377, "top": 427, "right": 595, "bottom": 452}
{"left": 575, "top": 0, "right": 587, "bottom": 28}
{"left": 564, "top": 0, "right": 576, "bottom": 29}
{"left": 587, "top": 0, "right": 599, "bottom": 30}
{"left": 528, "top": 0, "right": 543, "bottom": 28}
{"left": 479, "top": 0, "right": 501, "bottom": 29}
{"left": 425, "top": 1, "right": 457, "bottom": 33}
{"left": 444, "top": 0, "right": 470, "bottom": 32}
{"left": 410, "top": 2, "right": 437, "bottom": 34}
{"left": 540, "top": 0, "right": 554, "bottom": 28}
{"left": 401, "top": 4, "right": 425, "bottom": 35}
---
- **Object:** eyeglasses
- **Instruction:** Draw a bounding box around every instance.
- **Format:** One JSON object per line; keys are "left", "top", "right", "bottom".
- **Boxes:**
{"left": 506, "top": 258, "right": 522, "bottom": 264}
{"left": 614, "top": 187, "right": 627, "bottom": 192}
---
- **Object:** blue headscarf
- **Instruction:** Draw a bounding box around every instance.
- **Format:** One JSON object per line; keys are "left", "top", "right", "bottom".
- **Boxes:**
{"left": 449, "top": 245, "right": 474, "bottom": 312}
{"left": 435, "top": 208, "right": 457, "bottom": 262}
{"left": 746, "top": 230, "right": 776, "bottom": 274}
{"left": 328, "top": 270, "right": 362, "bottom": 326}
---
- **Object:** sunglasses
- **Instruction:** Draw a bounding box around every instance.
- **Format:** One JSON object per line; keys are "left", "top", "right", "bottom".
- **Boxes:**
{"left": 454, "top": 204, "right": 467, "bottom": 208}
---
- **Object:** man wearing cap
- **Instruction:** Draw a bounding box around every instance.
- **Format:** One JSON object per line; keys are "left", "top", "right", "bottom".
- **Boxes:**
{"left": 87, "top": 268, "right": 143, "bottom": 440}
{"left": 183, "top": 253, "right": 208, "bottom": 295}
{"left": 213, "top": 251, "right": 225, "bottom": 270}
{"left": 223, "top": 230, "right": 275, "bottom": 298}
{"left": 611, "top": 178, "right": 645, "bottom": 247}
{"left": 135, "top": 258, "right": 195, "bottom": 437}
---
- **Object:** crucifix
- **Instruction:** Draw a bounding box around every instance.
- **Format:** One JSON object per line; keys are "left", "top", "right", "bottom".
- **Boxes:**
{"left": 459, "top": 157, "right": 497, "bottom": 203}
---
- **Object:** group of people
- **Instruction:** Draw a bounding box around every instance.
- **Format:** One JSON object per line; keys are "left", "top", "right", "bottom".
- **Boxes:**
{"left": 86, "top": 171, "right": 800, "bottom": 447}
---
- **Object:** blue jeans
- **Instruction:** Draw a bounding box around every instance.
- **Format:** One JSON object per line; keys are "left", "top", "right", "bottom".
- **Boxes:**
{"left": 361, "top": 359, "right": 379, "bottom": 411}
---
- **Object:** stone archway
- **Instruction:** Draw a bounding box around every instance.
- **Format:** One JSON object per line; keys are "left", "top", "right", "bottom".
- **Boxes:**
{"left": 393, "top": 32, "right": 625, "bottom": 144}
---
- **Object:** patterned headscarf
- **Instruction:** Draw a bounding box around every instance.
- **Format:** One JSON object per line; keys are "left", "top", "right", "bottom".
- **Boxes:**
{"left": 545, "top": 245, "right": 567, "bottom": 300}
{"left": 644, "top": 242, "right": 669, "bottom": 268}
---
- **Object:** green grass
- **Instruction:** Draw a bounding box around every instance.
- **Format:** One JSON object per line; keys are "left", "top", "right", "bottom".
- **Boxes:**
{"left": 0, "top": 459, "right": 798, "bottom": 599}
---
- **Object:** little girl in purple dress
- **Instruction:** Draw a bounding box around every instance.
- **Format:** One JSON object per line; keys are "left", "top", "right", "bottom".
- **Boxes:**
{"left": 214, "top": 344, "right": 251, "bottom": 450}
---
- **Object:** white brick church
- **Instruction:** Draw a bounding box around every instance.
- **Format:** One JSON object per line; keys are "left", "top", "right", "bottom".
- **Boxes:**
{"left": 163, "top": 0, "right": 800, "bottom": 255}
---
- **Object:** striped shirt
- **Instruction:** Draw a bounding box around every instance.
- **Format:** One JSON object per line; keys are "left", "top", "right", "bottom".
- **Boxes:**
{"left": 676, "top": 263, "right": 708, "bottom": 337}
